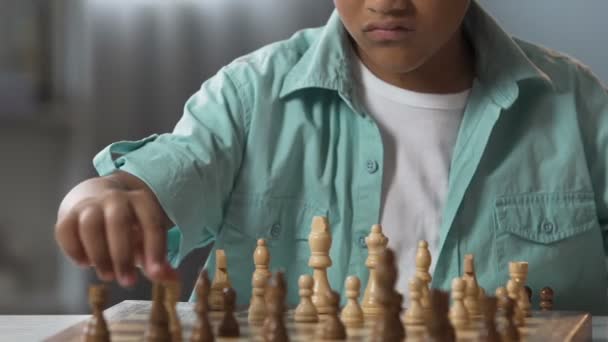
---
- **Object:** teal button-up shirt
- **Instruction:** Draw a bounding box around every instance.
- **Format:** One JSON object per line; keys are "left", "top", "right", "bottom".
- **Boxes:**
{"left": 94, "top": 2, "right": 608, "bottom": 314}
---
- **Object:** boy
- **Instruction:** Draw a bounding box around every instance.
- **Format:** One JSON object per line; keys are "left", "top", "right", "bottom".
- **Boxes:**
{"left": 55, "top": 0, "right": 608, "bottom": 314}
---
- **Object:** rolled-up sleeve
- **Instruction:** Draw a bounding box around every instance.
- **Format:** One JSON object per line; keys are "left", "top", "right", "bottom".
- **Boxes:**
{"left": 93, "top": 67, "right": 249, "bottom": 265}
{"left": 575, "top": 66, "right": 608, "bottom": 255}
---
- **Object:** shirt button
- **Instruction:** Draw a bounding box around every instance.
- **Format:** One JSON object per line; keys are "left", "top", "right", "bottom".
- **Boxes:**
{"left": 358, "top": 236, "right": 367, "bottom": 249}
{"left": 270, "top": 223, "right": 281, "bottom": 238}
{"left": 366, "top": 160, "right": 379, "bottom": 174}
{"left": 541, "top": 221, "right": 554, "bottom": 233}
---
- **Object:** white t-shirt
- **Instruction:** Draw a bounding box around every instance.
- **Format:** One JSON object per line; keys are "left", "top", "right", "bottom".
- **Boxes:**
{"left": 354, "top": 57, "right": 471, "bottom": 299}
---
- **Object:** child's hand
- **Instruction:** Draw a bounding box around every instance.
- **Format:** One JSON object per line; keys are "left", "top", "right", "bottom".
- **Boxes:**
{"left": 54, "top": 172, "right": 177, "bottom": 287}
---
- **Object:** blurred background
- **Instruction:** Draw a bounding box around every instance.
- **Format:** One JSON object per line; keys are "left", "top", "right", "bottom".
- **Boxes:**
{"left": 0, "top": 0, "right": 606, "bottom": 315}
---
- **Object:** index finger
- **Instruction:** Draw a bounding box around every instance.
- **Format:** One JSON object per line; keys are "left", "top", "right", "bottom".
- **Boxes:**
{"left": 129, "top": 191, "right": 177, "bottom": 282}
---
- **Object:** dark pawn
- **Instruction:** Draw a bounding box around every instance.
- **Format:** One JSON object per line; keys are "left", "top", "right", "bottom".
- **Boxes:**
{"left": 524, "top": 286, "right": 533, "bottom": 303}
{"left": 392, "top": 293, "right": 406, "bottom": 340}
{"left": 540, "top": 287, "right": 554, "bottom": 311}
{"left": 498, "top": 297, "right": 520, "bottom": 342}
{"left": 275, "top": 270, "right": 288, "bottom": 313}
{"left": 263, "top": 272, "right": 289, "bottom": 342}
{"left": 217, "top": 287, "right": 240, "bottom": 337}
{"left": 319, "top": 290, "right": 347, "bottom": 340}
{"left": 145, "top": 283, "right": 170, "bottom": 342}
{"left": 371, "top": 249, "right": 405, "bottom": 342}
{"left": 83, "top": 284, "right": 110, "bottom": 342}
{"left": 426, "top": 289, "right": 455, "bottom": 342}
{"left": 478, "top": 297, "right": 500, "bottom": 342}
{"left": 191, "top": 270, "right": 214, "bottom": 342}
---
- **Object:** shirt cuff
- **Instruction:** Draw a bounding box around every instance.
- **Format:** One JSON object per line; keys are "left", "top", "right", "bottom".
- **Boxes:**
{"left": 92, "top": 134, "right": 208, "bottom": 265}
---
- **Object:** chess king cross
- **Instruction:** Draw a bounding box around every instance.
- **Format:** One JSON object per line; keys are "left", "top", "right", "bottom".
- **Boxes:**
{"left": 80, "top": 215, "right": 567, "bottom": 342}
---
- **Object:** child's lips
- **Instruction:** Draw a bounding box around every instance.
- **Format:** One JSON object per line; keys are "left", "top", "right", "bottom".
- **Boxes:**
{"left": 362, "top": 20, "right": 416, "bottom": 42}
{"left": 364, "top": 27, "right": 415, "bottom": 42}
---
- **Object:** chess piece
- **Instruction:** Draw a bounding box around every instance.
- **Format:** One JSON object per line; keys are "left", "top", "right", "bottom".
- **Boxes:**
{"left": 145, "top": 283, "right": 170, "bottom": 341}
{"left": 361, "top": 224, "right": 388, "bottom": 318}
{"left": 217, "top": 287, "right": 240, "bottom": 337}
{"left": 479, "top": 296, "right": 500, "bottom": 342}
{"left": 83, "top": 284, "right": 110, "bottom": 342}
{"left": 319, "top": 290, "right": 347, "bottom": 340}
{"left": 498, "top": 297, "right": 520, "bottom": 342}
{"left": 392, "top": 293, "right": 407, "bottom": 339}
{"left": 263, "top": 272, "right": 289, "bottom": 342}
{"left": 404, "top": 277, "right": 425, "bottom": 327}
{"left": 524, "top": 286, "right": 532, "bottom": 303}
{"left": 506, "top": 279, "right": 524, "bottom": 327}
{"left": 191, "top": 270, "right": 214, "bottom": 342}
{"left": 463, "top": 254, "right": 481, "bottom": 319}
{"left": 249, "top": 239, "right": 271, "bottom": 323}
{"left": 308, "top": 216, "right": 333, "bottom": 315}
{"left": 518, "top": 286, "right": 532, "bottom": 319}
{"left": 295, "top": 274, "right": 318, "bottom": 323}
{"left": 163, "top": 281, "right": 182, "bottom": 342}
{"left": 478, "top": 287, "right": 486, "bottom": 309}
{"left": 509, "top": 262, "right": 531, "bottom": 317}
{"left": 340, "top": 275, "right": 364, "bottom": 327}
{"left": 449, "top": 277, "right": 469, "bottom": 333}
{"left": 415, "top": 240, "right": 433, "bottom": 316}
{"left": 495, "top": 286, "right": 509, "bottom": 327}
{"left": 426, "top": 289, "right": 455, "bottom": 342}
{"left": 371, "top": 248, "right": 406, "bottom": 342}
{"left": 210, "top": 249, "right": 231, "bottom": 311}
{"left": 495, "top": 287, "right": 508, "bottom": 311}
{"left": 506, "top": 278, "right": 519, "bottom": 300}
{"left": 540, "top": 287, "right": 554, "bottom": 311}
{"left": 273, "top": 269, "right": 288, "bottom": 313}
{"left": 509, "top": 261, "right": 529, "bottom": 285}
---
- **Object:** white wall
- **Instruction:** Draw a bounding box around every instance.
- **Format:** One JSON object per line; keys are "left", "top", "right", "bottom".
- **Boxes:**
{"left": 478, "top": 0, "right": 608, "bottom": 83}
{"left": 0, "top": 117, "right": 71, "bottom": 313}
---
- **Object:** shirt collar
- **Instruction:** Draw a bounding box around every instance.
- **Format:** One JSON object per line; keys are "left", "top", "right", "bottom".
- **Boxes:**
{"left": 279, "top": 1, "right": 553, "bottom": 109}
{"left": 280, "top": 10, "right": 353, "bottom": 99}
{"left": 463, "top": 1, "right": 553, "bottom": 108}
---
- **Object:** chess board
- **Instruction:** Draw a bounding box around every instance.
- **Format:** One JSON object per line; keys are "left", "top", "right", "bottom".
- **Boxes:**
{"left": 46, "top": 300, "right": 592, "bottom": 341}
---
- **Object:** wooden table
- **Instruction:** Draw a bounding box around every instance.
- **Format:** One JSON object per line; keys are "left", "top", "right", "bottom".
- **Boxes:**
{"left": 1, "top": 315, "right": 608, "bottom": 341}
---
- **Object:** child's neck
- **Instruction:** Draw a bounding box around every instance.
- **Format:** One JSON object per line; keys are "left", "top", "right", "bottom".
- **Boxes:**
{"left": 358, "top": 29, "right": 475, "bottom": 94}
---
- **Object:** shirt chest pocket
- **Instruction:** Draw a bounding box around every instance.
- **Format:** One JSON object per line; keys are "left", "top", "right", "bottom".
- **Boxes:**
{"left": 216, "top": 195, "right": 327, "bottom": 305}
{"left": 493, "top": 192, "right": 605, "bottom": 301}
{"left": 494, "top": 192, "right": 598, "bottom": 244}
{"left": 221, "top": 195, "right": 327, "bottom": 242}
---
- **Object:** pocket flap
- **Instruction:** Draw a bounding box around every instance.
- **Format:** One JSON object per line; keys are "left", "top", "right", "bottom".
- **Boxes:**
{"left": 494, "top": 192, "right": 598, "bottom": 244}
{"left": 222, "top": 194, "right": 327, "bottom": 240}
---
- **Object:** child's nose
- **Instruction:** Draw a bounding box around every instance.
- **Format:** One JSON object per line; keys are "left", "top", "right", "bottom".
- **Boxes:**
{"left": 366, "top": 0, "right": 411, "bottom": 16}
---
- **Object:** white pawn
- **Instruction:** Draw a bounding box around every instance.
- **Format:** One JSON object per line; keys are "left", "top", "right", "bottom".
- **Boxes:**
{"left": 249, "top": 239, "right": 270, "bottom": 323}
{"left": 295, "top": 274, "right": 318, "bottom": 323}
{"left": 403, "top": 277, "right": 425, "bottom": 327}
{"left": 449, "top": 277, "right": 469, "bottom": 332}
{"left": 340, "top": 276, "right": 364, "bottom": 328}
